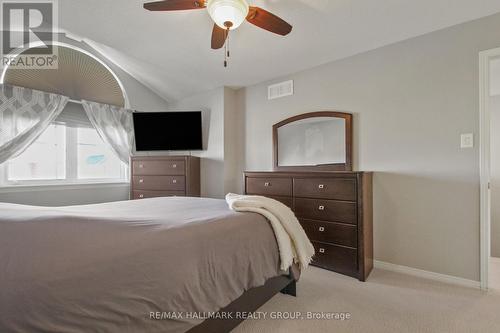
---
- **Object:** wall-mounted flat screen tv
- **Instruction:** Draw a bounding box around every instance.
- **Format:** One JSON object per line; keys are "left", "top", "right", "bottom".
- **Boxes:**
{"left": 133, "top": 111, "right": 203, "bottom": 151}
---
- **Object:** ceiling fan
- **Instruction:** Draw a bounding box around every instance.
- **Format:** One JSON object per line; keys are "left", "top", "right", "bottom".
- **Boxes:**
{"left": 143, "top": 0, "right": 292, "bottom": 67}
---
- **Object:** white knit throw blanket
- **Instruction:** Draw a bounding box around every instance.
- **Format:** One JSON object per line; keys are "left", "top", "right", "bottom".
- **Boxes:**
{"left": 225, "top": 193, "right": 315, "bottom": 271}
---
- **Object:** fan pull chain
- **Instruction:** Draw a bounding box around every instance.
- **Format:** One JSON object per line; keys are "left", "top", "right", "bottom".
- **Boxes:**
{"left": 227, "top": 28, "right": 230, "bottom": 58}
{"left": 224, "top": 27, "right": 230, "bottom": 68}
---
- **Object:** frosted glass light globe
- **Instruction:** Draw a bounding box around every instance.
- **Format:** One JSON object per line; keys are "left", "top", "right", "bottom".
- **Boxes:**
{"left": 207, "top": 0, "right": 249, "bottom": 30}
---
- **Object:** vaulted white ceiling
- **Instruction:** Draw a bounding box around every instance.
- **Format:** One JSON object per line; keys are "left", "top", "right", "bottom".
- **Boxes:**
{"left": 59, "top": 0, "right": 500, "bottom": 101}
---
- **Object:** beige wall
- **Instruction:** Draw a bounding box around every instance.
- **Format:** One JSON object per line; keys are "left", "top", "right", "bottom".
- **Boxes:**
{"left": 223, "top": 87, "right": 245, "bottom": 195}
{"left": 166, "top": 87, "right": 242, "bottom": 198}
{"left": 167, "top": 88, "right": 226, "bottom": 198}
{"left": 239, "top": 12, "right": 500, "bottom": 281}
{"left": 491, "top": 95, "right": 500, "bottom": 257}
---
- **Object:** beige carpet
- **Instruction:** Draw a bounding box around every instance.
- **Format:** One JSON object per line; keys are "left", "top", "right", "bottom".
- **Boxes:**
{"left": 234, "top": 267, "right": 500, "bottom": 333}
{"left": 489, "top": 257, "right": 500, "bottom": 291}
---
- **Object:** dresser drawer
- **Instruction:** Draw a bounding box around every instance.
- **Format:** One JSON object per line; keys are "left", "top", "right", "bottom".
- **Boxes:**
{"left": 132, "top": 160, "right": 186, "bottom": 176}
{"left": 295, "top": 198, "right": 357, "bottom": 224}
{"left": 300, "top": 219, "right": 357, "bottom": 248}
{"left": 132, "top": 190, "right": 185, "bottom": 199}
{"left": 294, "top": 178, "right": 356, "bottom": 201}
{"left": 246, "top": 177, "right": 292, "bottom": 196}
{"left": 312, "top": 241, "right": 357, "bottom": 276}
{"left": 133, "top": 176, "right": 186, "bottom": 191}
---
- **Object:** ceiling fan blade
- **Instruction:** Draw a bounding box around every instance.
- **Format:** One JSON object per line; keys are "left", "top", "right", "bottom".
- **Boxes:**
{"left": 246, "top": 6, "right": 292, "bottom": 36}
{"left": 211, "top": 24, "right": 227, "bottom": 49}
{"left": 143, "top": 0, "right": 205, "bottom": 11}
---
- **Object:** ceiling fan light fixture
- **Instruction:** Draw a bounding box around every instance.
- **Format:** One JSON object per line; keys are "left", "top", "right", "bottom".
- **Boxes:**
{"left": 207, "top": 0, "right": 249, "bottom": 30}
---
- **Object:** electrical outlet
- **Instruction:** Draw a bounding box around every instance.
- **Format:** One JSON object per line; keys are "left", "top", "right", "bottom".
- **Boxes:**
{"left": 461, "top": 133, "right": 474, "bottom": 149}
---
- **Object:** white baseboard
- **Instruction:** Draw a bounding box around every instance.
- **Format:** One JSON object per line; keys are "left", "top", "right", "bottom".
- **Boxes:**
{"left": 374, "top": 260, "right": 480, "bottom": 289}
{"left": 490, "top": 256, "right": 500, "bottom": 263}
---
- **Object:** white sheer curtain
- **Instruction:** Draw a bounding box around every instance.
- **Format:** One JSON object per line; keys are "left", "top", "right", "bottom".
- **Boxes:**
{"left": 81, "top": 100, "right": 134, "bottom": 164}
{"left": 0, "top": 84, "right": 69, "bottom": 164}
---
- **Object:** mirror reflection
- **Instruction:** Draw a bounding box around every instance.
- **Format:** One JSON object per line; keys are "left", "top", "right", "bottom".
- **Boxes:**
{"left": 277, "top": 117, "right": 346, "bottom": 167}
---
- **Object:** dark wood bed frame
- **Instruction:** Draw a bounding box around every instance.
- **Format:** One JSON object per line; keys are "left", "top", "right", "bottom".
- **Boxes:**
{"left": 187, "top": 275, "right": 297, "bottom": 333}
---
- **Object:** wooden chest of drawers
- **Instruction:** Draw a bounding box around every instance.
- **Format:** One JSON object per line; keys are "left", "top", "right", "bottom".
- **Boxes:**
{"left": 130, "top": 156, "right": 200, "bottom": 199}
{"left": 244, "top": 171, "right": 373, "bottom": 281}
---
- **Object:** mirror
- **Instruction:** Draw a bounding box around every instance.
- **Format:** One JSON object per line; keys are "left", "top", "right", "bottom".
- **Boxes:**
{"left": 278, "top": 117, "right": 346, "bottom": 166}
{"left": 273, "top": 111, "right": 352, "bottom": 171}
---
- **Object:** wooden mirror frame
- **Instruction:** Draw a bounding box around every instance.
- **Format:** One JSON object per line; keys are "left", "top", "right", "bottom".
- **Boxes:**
{"left": 272, "top": 111, "right": 353, "bottom": 172}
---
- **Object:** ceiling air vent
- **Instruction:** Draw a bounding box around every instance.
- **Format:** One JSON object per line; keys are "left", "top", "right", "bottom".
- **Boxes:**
{"left": 268, "top": 80, "right": 294, "bottom": 100}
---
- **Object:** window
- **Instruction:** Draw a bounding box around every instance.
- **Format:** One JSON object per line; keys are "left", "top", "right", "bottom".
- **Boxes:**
{"left": 77, "top": 127, "right": 124, "bottom": 180}
{"left": 2, "top": 103, "right": 127, "bottom": 186}
{"left": 7, "top": 124, "right": 67, "bottom": 181}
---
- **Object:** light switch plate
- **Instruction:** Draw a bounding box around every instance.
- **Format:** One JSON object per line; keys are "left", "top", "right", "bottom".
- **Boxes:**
{"left": 461, "top": 133, "right": 474, "bottom": 148}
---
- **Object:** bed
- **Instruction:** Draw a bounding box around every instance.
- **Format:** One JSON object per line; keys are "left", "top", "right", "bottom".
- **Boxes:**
{"left": 0, "top": 197, "right": 299, "bottom": 333}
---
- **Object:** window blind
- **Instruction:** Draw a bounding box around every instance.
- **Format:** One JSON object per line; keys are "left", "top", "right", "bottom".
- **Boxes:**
{"left": 55, "top": 102, "right": 92, "bottom": 128}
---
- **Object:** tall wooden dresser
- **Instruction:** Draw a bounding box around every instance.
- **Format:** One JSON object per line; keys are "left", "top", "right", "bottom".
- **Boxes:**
{"left": 130, "top": 156, "right": 200, "bottom": 199}
{"left": 244, "top": 171, "right": 373, "bottom": 281}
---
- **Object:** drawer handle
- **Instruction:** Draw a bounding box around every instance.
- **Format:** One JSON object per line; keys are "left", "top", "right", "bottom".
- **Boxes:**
{"left": 172, "top": 164, "right": 177, "bottom": 168}
{"left": 319, "top": 227, "right": 325, "bottom": 232}
{"left": 264, "top": 182, "right": 271, "bottom": 187}
{"left": 139, "top": 179, "right": 144, "bottom": 183}
{"left": 139, "top": 194, "right": 144, "bottom": 198}
{"left": 172, "top": 179, "right": 177, "bottom": 184}
{"left": 318, "top": 205, "right": 325, "bottom": 211}
{"left": 318, "top": 184, "right": 325, "bottom": 189}
{"left": 139, "top": 164, "right": 144, "bottom": 168}
{"left": 319, "top": 248, "right": 325, "bottom": 254}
